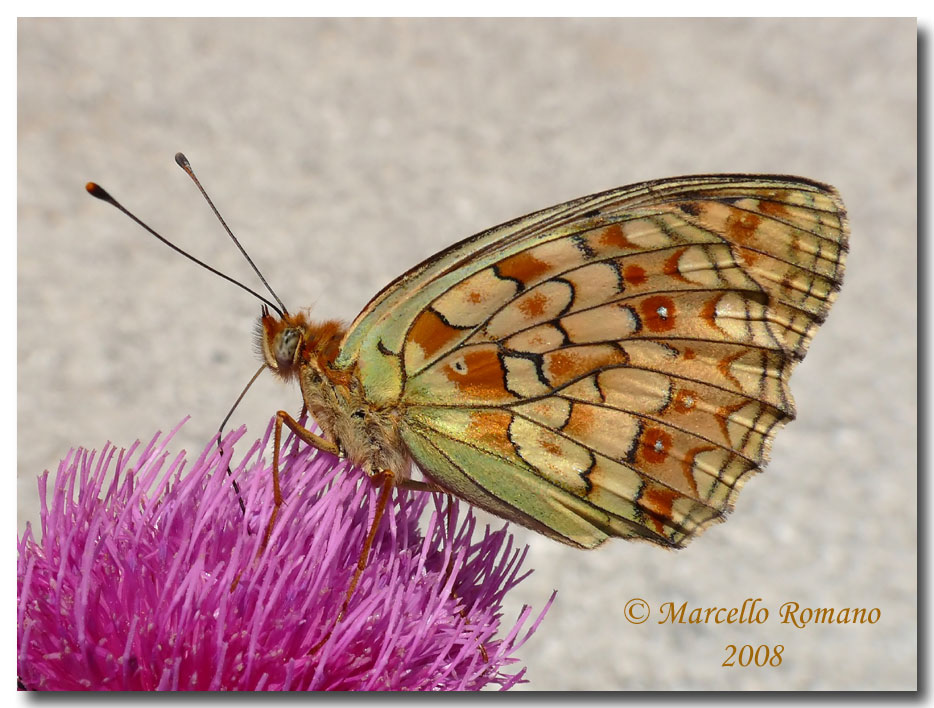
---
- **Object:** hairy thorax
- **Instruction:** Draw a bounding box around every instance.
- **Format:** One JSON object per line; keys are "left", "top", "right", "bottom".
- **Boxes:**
{"left": 259, "top": 309, "right": 411, "bottom": 479}
{"left": 297, "top": 363, "right": 410, "bottom": 478}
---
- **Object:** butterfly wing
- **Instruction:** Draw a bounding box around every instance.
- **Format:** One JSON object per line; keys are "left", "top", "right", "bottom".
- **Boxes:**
{"left": 337, "top": 175, "right": 848, "bottom": 549}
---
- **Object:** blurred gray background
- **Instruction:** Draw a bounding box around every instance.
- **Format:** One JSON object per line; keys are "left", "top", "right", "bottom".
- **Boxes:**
{"left": 17, "top": 19, "right": 915, "bottom": 690}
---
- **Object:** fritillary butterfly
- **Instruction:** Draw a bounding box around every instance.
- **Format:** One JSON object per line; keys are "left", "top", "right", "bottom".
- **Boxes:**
{"left": 255, "top": 173, "right": 848, "bottom": 549}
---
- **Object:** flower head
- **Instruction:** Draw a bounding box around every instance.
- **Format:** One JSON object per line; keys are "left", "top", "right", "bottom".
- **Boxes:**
{"left": 18, "top": 419, "right": 551, "bottom": 690}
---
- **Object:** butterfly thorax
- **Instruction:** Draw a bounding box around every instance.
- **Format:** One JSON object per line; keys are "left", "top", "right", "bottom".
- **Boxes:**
{"left": 258, "top": 309, "right": 410, "bottom": 478}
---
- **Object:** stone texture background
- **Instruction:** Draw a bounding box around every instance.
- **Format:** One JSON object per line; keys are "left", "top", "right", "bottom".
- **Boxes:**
{"left": 18, "top": 18, "right": 916, "bottom": 690}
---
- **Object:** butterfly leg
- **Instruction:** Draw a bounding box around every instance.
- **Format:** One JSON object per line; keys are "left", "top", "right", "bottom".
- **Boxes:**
{"left": 343, "top": 469, "right": 395, "bottom": 612}
{"left": 394, "top": 477, "right": 444, "bottom": 494}
{"left": 275, "top": 408, "right": 340, "bottom": 457}
{"left": 260, "top": 410, "right": 342, "bottom": 555}
{"left": 231, "top": 410, "right": 345, "bottom": 593}
{"left": 309, "top": 468, "right": 396, "bottom": 654}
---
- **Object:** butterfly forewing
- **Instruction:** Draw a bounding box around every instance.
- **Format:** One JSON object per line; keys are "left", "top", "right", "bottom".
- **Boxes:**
{"left": 339, "top": 175, "right": 848, "bottom": 549}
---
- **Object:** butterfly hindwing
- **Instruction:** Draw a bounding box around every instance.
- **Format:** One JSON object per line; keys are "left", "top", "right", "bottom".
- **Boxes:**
{"left": 338, "top": 175, "right": 848, "bottom": 548}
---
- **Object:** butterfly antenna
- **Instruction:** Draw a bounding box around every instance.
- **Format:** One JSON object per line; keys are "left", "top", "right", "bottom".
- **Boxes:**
{"left": 174, "top": 153, "right": 289, "bottom": 317}
{"left": 85, "top": 182, "right": 286, "bottom": 317}
{"left": 217, "top": 363, "right": 268, "bottom": 517}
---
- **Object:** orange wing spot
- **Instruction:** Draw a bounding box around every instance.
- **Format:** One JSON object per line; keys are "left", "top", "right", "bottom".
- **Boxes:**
{"left": 623, "top": 263, "right": 647, "bottom": 285}
{"left": 409, "top": 309, "right": 463, "bottom": 360}
{"left": 672, "top": 388, "right": 698, "bottom": 414}
{"left": 599, "top": 223, "right": 639, "bottom": 250}
{"left": 563, "top": 403, "right": 595, "bottom": 437}
{"left": 540, "top": 438, "right": 563, "bottom": 456}
{"left": 546, "top": 347, "right": 627, "bottom": 386}
{"left": 726, "top": 210, "right": 761, "bottom": 244}
{"left": 497, "top": 250, "right": 552, "bottom": 287}
{"left": 640, "top": 484, "right": 681, "bottom": 534}
{"left": 467, "top": 410, "right": 516, "bottom": 458}
{"left": 444, "top": 348, "right": 511, "bottom": 398}
{"left": 714, "top": 400, "right": 753, "bottom": 444}
{"left": 726, "top": 209, "right": 762, "bottom": 265}
{"left": 642, "top": 427, "right": 672, "bottom": 464}
{"left": 716, "top": 350, "right": 747, "bottom": 390}
{"left": 700, "top": 294, "right": 721, "bottom": 331}
{"left": 757, "top": 194, "right": 790, "bottom": 217}
{"left": 680, "top": 447, "right": 713, "bottom": 496}
{"left": 639, "top": 295, "right": 677, "bottom": 333}
{"left": 518, "top": 291, "right": 549, "bottom": 319}
{"left": 663, "top": 247, "right": 690, "bottom": 282}
{"left": 468, "top": 290, "right": 484, "bottom": 304}
{"left": 683, "top": 348, "right": 696, "bottom": 360}
{"left": 548, "top": 351, "right": 575, "bottom": 377}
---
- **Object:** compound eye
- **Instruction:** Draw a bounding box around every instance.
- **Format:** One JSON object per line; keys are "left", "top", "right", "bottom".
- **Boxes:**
{"left": 275, "top": 329, "right": 301, "bottom": 369}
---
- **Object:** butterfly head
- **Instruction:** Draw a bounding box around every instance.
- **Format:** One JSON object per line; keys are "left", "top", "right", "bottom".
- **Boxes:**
{"left": 258, "top": 307, "right": 307, "bottom": 382}
{"left": 257, "top": 306, "right": 349, "bottom": 384}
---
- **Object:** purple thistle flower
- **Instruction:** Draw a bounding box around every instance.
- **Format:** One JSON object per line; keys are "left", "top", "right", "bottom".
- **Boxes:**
{"left": 17, "top": 419, "right": 552, "bottom": 691}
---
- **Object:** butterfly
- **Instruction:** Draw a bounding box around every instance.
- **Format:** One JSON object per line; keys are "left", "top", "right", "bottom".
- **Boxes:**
{"left": 255, "top": 173, "right": 848, "bottom": 551}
